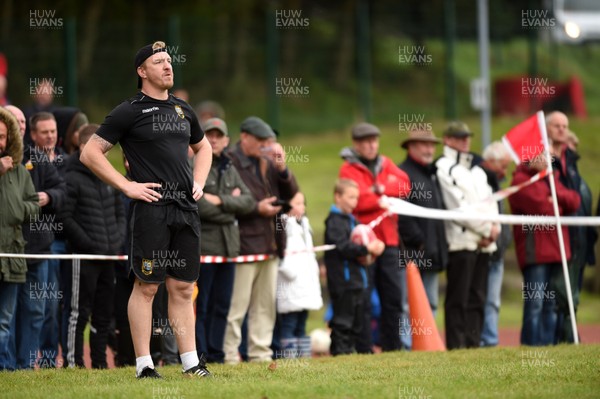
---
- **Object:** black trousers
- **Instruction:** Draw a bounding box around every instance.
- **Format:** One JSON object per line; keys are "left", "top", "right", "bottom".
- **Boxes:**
{"left": 330, "top": 289, "right": 365, "bottom": 355}
{"left": 66, "top": 260, "right": 115, "bottom": 368}
{"left": 445, "top": 250, "right": 490, "bottom": 350}
{"left": 113, "top": 263, "right": 135, "bottom": 366}
{"left": 355, "top": 246, "right": 404, "bottom": 352}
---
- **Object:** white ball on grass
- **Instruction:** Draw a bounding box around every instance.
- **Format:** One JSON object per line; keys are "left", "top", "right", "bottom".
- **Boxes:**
{"left": 310, "top": 328, "right": 331, "bottom": 354}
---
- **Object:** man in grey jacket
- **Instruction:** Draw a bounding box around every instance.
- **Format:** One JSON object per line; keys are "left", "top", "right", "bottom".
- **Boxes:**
{"left": 195, "top": 118, "right": 255, "bottom": 364}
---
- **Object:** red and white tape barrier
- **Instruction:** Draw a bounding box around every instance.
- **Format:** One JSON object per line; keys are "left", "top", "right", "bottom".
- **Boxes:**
{"left": 0, "top": 245, "right": 338, "bottom": 262}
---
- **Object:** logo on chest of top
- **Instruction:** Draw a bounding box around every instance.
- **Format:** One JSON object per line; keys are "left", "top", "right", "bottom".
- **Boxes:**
{"left": 174, "top": 105, "right": 185, "bottom": 119}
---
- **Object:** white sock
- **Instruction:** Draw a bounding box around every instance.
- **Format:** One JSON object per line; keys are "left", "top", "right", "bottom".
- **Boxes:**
{"left": 180, "top": 351, "right": 199, "bottom": 371}
{"left": 136, "top": 355, "right": 154, "bottom": 376}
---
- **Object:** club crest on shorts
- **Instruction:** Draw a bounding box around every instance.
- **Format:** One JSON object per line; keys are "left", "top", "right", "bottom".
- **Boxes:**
{"left": 142, "top": 258, "right": 153, "bottom": 275}
{"left": 174, "top": 105, "right": 185, "bottom": 119}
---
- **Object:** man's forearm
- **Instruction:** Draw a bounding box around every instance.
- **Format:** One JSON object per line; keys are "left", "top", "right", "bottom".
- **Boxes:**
{"left": 193, "top": 141, "right": 212, "bottom": 188}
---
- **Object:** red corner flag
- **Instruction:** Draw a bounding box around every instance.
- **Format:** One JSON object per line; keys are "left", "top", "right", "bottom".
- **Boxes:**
{"left": 502, "top": 111, "right": 546, "bottom": 164}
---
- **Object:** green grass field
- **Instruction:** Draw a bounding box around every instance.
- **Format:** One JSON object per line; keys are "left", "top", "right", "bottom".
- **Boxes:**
{"left": 2, "top": 345, "right": 598, "bottom": 399}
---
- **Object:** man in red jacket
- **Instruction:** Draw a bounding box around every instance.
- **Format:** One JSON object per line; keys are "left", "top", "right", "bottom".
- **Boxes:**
{"left": 339, "top": 122, "right": 411, "bottom": 352}
{"left": 509, "top": 154, "right": 580, "bottom": 346}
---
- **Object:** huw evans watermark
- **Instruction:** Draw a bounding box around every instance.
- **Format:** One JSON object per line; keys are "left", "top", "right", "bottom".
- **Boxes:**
{"left": 276, "top": 78, "right": 310, "bottom": 98}
{"left": 29, "top": 9, "right": 63, "bottom": 29}
{"left": 275, "top": 9, "right": 309, "bottom": 29}
{"left": 398, "top": 46, "right": 432, "bottom": 66}
{"left": 398, "top": 114, "right": 432, "bottom": 132}
{"left": 521, "top": 9, "right": 556, "bottom": 29}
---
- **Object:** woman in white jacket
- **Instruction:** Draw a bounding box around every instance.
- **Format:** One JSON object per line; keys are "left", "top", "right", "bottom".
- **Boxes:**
{"left": 276, "top": 192, "right": 323, "bottom": 356}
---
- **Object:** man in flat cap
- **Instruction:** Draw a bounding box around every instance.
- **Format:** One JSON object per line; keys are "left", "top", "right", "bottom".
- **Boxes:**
{"left": 339, "top": 122, "right": 411, "bottom": 353}
{"left": 223, "top": 116, "right": 298, "bottom": 364}
{"left": 398, "top": 129, "right": 447, "bottom": 318}
{"left": 80, "top": 41, "right": 213, "bottom": 378}
{"left": 435, "top": 121, "right": 500, "bottom": 350}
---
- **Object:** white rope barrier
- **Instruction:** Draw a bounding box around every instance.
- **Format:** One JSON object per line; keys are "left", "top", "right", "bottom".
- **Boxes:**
{"left": 385, "top": 197, "right": 600, "bottom": 226}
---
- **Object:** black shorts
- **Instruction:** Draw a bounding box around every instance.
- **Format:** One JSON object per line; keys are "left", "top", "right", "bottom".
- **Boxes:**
{"left": 129, "top": 202, "right": 201, "bottom": 284}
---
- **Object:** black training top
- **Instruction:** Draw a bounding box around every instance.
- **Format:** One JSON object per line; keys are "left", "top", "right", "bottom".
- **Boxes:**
{"left": 96, "top": 92, "right": 204, "bottom": 211}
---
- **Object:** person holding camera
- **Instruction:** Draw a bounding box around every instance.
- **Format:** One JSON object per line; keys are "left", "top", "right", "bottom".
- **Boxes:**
{"left": 223, "top": 116, "right": 299, "bottom": 364}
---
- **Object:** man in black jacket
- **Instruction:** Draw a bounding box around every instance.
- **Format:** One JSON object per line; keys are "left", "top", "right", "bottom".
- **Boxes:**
{"left": 5, "top": 106, "right": 66, "bottom": 369}
{"left": 398, "top": 130, "right": 447, "bottom": 319}
{"left": 60, "top": 124, "right": 126, "bottom": 368}
{"left": 547, "top": 112, "right": 596, "bottom": 343}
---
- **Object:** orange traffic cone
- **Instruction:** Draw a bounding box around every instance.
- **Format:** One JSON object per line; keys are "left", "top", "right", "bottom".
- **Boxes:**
{"left": 406, "top": 261, "right": 446, "bottom": 351}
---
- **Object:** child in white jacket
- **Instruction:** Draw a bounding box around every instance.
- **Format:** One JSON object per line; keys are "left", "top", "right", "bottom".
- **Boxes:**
{"left": 276, "top": 192, "right": 323, "bottom": 357}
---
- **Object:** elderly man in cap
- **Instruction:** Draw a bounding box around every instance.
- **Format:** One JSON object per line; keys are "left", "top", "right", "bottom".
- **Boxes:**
{"left": 223, "top": 116, "right": 299, "bottom": 364}
{"left": 339, "top": 122, "right": 411, "bottom": 352}
{"left": 435, "top": 121, "right": 500, "bottom": 350}
{"left": 195, "top": 117, "right": 255, "bottom": 364}
{"left": 81, "top": 40, "right": 213, "bottom": 378}
{"left": 398, "top": 130, "right": 448, "bottom": 317}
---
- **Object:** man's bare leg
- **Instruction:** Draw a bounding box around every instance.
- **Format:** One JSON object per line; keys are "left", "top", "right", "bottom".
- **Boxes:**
{"left": 165, "top": 277, "right": 196, "bottom": 354}
{"left": 128, "top": 279, "right": 159, "bottom": 376}
{"left": 166, "top": 277, "right": 210, "bottom": 376}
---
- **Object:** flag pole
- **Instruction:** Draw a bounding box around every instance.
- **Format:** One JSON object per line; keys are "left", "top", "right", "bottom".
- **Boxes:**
{"left": 537, "top": 110, "right": 579, "bottom": 344}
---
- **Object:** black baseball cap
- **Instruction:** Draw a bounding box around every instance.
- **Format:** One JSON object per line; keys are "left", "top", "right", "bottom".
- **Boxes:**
{"left": 134, "top": 41, "right": 167, "bottom": 89}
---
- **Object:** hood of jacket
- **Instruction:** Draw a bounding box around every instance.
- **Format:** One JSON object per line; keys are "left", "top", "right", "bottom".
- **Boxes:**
{"left": 66, "top": 150, "right": 95, "bottom": 178}
{"left": 339, "top": 147, "right": 383, "bottom": 175}
{"left": 442, "top": 145, "right": 476, "bottom": 170}
{"left": 0, "top": 107, "right": 23, "bottom": 165}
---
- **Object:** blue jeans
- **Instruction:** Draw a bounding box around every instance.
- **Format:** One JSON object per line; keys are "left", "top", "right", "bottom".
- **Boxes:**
{"left": 39, "top": 239, "right": 65, "bottom": 367}
{"left": 481, "top": 258, "right": 504, "bottom": 347}
{"left": 0, "top": 282, "right": 19, "bottom": 370}
{"left": 399, "top": 266, "right": 411, "bottom": 350}
{"left": 521, "top": 263, "right": 559, "bottom": 346}
{"left": 10, "top": 260, "right": 49, "bottom": 369}
{"left": 279, "top": 310, "right": 309, "bottom": 340}
{"left": 195, "top": 262, "right": 235, "bottom": 363}
{"left": 420, "top": 270, "right": 439, "bottom": 317}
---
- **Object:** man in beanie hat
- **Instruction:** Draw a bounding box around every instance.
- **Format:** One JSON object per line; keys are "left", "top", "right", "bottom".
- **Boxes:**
{"left": 338, "top": 122, "right": 411, "bottom": 353}
{"left": 80, "top": 41, "right": 213, "bottom": 378}
{"left": 398, "top": 129, "right": 447, "bottom": 317}
{"left": 0, "top": 106, "right": 40, "bottom": 370}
